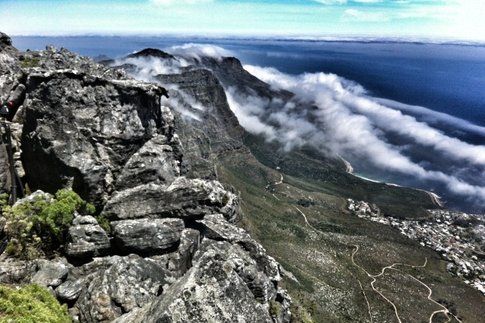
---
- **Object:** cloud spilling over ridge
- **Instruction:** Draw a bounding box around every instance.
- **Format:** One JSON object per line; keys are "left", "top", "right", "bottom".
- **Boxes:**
{"left": 234, "top": 65, "right": 485, "bottom": 205}
{"left": 166, "top": 44, "right": 233, "bottom": 61}
{"left": 374, "top": 98, "right": 485, "bottom": 139}
{"left": 111, "top": 43, "right": 485, "bottom": 210}
{"left": 113, "top": 56, "right": 188, "bottom": 82}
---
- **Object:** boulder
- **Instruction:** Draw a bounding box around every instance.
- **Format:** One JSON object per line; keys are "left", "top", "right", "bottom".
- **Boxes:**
{"left": 102, "top": 177, "right": 238, "bottom": 221}
{"left": 0, "top": 32, "right": 12, "bottom": 47}
{"left": 74, "top": 254, "right": 169, "bottom": 322}
{"left": 31, "top": 259, "right": 69, "bottom": 288}
{"left": 115, "top": 240, "right": 288, "bottom": 323}
{"left": 56, "top": 279, "right": 84, "bottom": 302}
{"left": 149, "top": 228, "right": 200, "bottom": 278}
{"left": 197, "top": 213, "right": 251, "bottom": 242}
{"left": 21, "top": 69, "right": 170, "bottom": 206}
{"left": 0, "top": 258, "right": 37, "bottom": 284}
{"left": 198, "top": 214, "right": 281, "bottom": 283}
{"left": 115, "top": 134, "right": 181, "bottom": 190}
{"left": 65, "top": 216, "right": 110, "bottom": 259}
{"left": 112, "top": 218, "right": 184, "bottom": 255}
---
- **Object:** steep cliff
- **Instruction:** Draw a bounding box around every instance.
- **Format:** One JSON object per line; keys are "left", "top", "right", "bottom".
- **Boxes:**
{"left": 0, "top": 33, "right": 291, "bottom": 323}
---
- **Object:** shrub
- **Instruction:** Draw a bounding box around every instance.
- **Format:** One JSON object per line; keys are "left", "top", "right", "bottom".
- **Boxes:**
{"left": 0, "top": 284, "right": 71, "bottom": 322}
{"left": 269, "top": 300, "right": 282, "bottom": 318}
{"left": 20, "top": 57, "right": 40, "bottom": 68}
{"left": 3, "top": 189, "right": 94, "bottom": 259}
{"left": 95, "top": 214, "right": 111, "bottom": 234}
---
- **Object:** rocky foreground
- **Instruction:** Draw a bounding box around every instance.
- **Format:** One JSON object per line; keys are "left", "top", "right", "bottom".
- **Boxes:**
{"left": 0, "top": 32, "right": 290, "bottom": 322}
{"left": 347, "top": 199, "right": 485, "bottom": 295}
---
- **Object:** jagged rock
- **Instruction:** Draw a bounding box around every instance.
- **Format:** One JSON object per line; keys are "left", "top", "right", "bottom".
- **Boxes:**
{"left": 198, "top": 214, "right": 281, "bottom": 283}
{"left": 56, "top": 279, "right": 84, "bottom": 302}
{"left": 0, "top": 39, "right": 292, "bottom": 323}
{"left": 198, "top": 213, "right": 251, "bottom": 241}
{"left": 21, "top": 68, "right": 169, "bottom": 206}
{"left": 102, "top": 177, "right": 238, "bottom": 221}
{"left": 112, "top": 218, "right": 184, "bottom": 255}
{"left": 168, "top": 228, "right": 200, "bottom": 276}
{"left": 115, "top": 134, "right": 180, "bottom": 190}
{"left": 31, "top": 259, "right": 69, "bottom": 288}
{"left": 149, "top": 228, "right": 200, "bottom": 278}
{"left": 115, "top": 240, "right": 288, "bottom": 323}
{"left": 74, "top": 254, "right": 169, "bottom": 322}
{"left": 0, "top": 258, "right": 37, "bottom": 284}
{"left": 66, "top": 216, "right": 110, "bottom": 259}
{"left": 0, "top": 32, "right": 12, "bottom": 47}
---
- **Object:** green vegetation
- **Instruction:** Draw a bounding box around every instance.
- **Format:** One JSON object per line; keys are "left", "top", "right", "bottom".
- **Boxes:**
{"left": 95, "top": 214, "right": 111, "bottom": 234}
{"left": 2, "top": 189, "right": 95, "bottom": 259}
{"left": 218, "top": 149, "right": 484, "bottom": 322}
{"left": 20, "top": 57, "right": 40, "bottom": 68}
{"left": 0, "top": 284, "right": 71, "bottom": 323}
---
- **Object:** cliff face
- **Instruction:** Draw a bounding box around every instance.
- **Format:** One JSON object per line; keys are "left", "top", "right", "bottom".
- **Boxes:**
{"left": 104, "top": 47, "right": 485, "bottom": 322}
{"left": 0, "top": 33, "right": 291, "bottom": 322}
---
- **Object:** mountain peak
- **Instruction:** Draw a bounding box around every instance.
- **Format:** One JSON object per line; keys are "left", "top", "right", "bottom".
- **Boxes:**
{"left": 128, "top": 48, "right": 175, "bottom": 60}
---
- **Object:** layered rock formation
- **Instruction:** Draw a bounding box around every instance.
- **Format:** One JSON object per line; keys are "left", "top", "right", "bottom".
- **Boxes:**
{"left": 0, "top": 33, "right": 290, "bottom": 322}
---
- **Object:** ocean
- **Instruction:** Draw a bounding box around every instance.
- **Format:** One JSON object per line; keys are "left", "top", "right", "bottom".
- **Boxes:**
{"left": 11, "top": 36, "right": 485, "bottom": 213}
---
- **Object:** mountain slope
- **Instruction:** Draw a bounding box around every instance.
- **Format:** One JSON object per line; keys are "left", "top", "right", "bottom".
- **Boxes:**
{"left": 109, "top": 48, "right": 485, "bottom": 322}
{"left": 0, "top": 34, "right": 291, "bottom": 322}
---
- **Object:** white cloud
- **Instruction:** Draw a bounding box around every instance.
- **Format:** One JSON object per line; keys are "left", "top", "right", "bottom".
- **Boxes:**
{"left": 343, "top": 8, "right": 389, "bottom": 22}
{"left": 150, "top": 0, "right": 213, "bottom": 6}
{"left": 313, "top": 0, "right": 347, "bottom": 4}
{"left": 353, "top": 0, "right": 383, "bottom": 3}
{"left": 242, "top": 64, "right": 485, "bottom": 205}
{"left": 166, "top": 44, "right": 233, "bottom": 61}
{"left": 112, "top": 42, "right": 485, "bottom": 209}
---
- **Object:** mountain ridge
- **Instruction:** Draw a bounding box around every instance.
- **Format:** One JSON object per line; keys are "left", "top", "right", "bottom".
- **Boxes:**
{"left": 0, "top": 33, "right": 483, "bottom": 322}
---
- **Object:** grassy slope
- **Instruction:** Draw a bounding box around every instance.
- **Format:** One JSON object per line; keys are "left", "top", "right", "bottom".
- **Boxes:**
{"left": 244, "top": 134, "right": 437, "bottom": 220}
{"left": 218, "top": 150, "right": 485, "bottom": 322}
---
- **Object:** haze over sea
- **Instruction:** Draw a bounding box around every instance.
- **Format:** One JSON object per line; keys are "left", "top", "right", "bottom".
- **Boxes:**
{"left": 12, "top": 36, "right": 485, "bottom": 213}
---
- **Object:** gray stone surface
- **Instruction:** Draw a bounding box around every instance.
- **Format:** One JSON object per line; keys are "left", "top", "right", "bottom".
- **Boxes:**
{"left": 115, "top": 134, "right": 180, "bottom": 190}
{"left": 112, "top": 218, "right": 184, "bottom": 254}
{"left": 56, "top": 279, "right": 84, "bottom": 302}
{"left": 31, "top": 259, "right": 69, "bottom": 288}
{"left": 74, "top": 254, "right": 169, "bottom": 322}
{"left": 115, "top": 240, "right": 287, "bottom": 323}
{"left": 66, "top": 216, "right": 110, "bottom": 259}
{"left": 0, "top": 39, "right": 291, "bottom": 323}
{"left": 102, "top": 177, "right": 238, "bottom": 221}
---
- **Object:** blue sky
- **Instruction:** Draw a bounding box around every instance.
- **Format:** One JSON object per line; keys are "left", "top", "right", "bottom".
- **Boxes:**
{"left": 0, "top": 0, "right": 484, "bottom": 40}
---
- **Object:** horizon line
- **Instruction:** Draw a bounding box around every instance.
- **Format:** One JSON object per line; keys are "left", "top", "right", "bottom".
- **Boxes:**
{"left": 9, "top": 33, "right": 485, "bottom": 47}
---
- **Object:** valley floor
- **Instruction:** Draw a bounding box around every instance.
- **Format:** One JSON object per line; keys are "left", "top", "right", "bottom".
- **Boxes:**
{"left": 218, "top": 151, "right": 485, "bottom": 322}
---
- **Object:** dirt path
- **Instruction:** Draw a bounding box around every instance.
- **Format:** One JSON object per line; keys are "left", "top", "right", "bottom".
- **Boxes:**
{"left": 351, "top": 245, "right": 461, "bottom": 323}
{"left": 294, "top": 205, "right": 317, "bottom": 230}
{"left": 351, "top": 245, "right": 403, "bottom": 323}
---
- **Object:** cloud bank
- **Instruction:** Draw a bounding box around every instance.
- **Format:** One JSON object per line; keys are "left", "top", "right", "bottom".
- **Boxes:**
{"left": 111, "top": 43, "right": 485, "bottom": 211}
{"left": 234, "top": 65, "right": 485, "bottom": 207}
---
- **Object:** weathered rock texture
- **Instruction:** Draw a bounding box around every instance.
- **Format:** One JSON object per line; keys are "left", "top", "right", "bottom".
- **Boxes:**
{"left": 0, "top": 32, "right": 291, "bottom": 323}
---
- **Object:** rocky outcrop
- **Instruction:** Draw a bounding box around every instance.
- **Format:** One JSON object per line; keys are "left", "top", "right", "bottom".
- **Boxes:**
{"left": 66, "top": 215, "right": 110, "bottom": 259}
{"left": 102, "top": 178, "right": 238, "bottom": 221}
{"left": 115, "top": 239, "right": 289, "bottom": 323}
{"left": 111, "top": 218, "right": 184, "bottom": 254}
{"left": 0, "top": 33, "right": 291, "bottom": 323}
{"left": 21, "top": 69, "right": 171, "bottom": 206}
